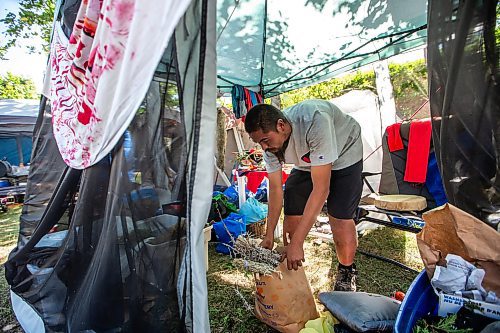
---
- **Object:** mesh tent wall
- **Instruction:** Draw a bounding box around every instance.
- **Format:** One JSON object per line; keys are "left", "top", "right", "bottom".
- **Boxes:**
{"left": 427, "top": 0, "right": 500, "bottom": 229}
{"left": 216, "top": 0, "right": 428, "bottom": 96}
{"left": 5, "top": 0, "right": 215, "bottom": 332}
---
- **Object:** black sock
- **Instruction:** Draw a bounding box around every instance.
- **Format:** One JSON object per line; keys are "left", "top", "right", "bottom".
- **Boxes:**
{"left": 339, "top": 263, "right": 356, "bottom": 270}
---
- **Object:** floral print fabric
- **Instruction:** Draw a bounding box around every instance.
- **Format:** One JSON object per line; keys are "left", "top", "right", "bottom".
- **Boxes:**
{"left": 45, "top": 0, "right": 191, "bottom": 169}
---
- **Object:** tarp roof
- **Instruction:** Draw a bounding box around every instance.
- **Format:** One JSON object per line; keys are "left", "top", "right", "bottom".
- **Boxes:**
{"left": 216, "top": 0, "right": 427, "bottom": 97}
{"left": 0, "top": 99, "right": 39, "bottom": 124}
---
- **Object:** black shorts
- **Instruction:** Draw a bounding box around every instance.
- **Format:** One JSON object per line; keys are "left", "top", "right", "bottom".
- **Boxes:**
{"left": 283, "top": 160, "right": 363, "bottom": 219}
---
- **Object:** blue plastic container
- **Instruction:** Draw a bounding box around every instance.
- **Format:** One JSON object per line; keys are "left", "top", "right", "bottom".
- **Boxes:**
{"left": 395, "top": 270, "right": 438, "bottom": 333}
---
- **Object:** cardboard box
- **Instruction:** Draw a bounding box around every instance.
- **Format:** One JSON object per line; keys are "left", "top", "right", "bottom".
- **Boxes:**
{"left": 438, "top": 293, "right": 500, "bottom": 320}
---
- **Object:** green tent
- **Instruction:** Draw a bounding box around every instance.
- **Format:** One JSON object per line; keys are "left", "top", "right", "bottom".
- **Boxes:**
{"left": 216, "top": 0, "right": 427, "bottom": 96}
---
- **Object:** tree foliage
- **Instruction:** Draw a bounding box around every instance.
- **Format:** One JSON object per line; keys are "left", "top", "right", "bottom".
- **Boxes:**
{"left": 280, "top": 59, "right": 428, "bottom": 119}
{"left": 0, "top": 72, "right": 38, "bottom": 99}
{"left": 0, "top": 0, "right": 55, "bottom": 59}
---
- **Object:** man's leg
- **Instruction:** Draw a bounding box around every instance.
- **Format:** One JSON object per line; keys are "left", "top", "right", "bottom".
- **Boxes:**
{"left": 329, "top": 217, "right": 358, "bottom": 266}
{"left": 326, "top": 160, "right": 363, "bottom": 291}
{"left": 283, "top": 169, "right": 312, "bottom": 245}
{"left": 330, "top": 217, "right": 359, "bottom": 291}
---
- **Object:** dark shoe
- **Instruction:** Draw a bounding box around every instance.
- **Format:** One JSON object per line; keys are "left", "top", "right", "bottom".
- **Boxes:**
{"left": 334, "top": 264, "right": 357, "bottom": 292}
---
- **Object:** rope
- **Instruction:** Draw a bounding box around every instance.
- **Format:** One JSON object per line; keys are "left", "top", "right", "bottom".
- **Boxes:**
{"left": 217, "top": 0, "right": 241, "bottom": 43}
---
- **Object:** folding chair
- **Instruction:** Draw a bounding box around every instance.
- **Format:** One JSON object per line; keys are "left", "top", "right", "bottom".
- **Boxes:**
{"left": 356, "top": 120, "right": 446, "bottom": 234}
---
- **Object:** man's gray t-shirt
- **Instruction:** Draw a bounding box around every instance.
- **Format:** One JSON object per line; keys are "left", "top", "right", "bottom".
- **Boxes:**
{"left": 264, "top": 99, "right": 362, "bottom": 173}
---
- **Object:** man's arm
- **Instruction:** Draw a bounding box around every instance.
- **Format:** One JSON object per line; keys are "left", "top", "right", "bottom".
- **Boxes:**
{"left": 260, "top": 170, "right": 283, "bottom": 249}
{"left": 285, "top": 164, "right": 331, "bottom": 269}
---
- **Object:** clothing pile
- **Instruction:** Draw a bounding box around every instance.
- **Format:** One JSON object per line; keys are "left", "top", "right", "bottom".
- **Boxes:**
{"left": 231, "top": 85, "right": 263, "bottom": 119}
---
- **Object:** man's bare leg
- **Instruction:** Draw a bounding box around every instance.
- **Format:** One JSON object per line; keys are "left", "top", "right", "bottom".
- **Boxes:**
{"left": 329, "top": 216, "right": 358, "bottom": 265}
{"left": 330, "top": 216, "right": 358, "bottom": 291}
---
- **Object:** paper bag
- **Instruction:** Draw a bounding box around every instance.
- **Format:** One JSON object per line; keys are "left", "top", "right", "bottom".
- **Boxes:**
{"left": 254, "top": 261, "right": 319, "bottom": 333}
{"left": 417, "top": 203, "right": 500, "bottom": 294}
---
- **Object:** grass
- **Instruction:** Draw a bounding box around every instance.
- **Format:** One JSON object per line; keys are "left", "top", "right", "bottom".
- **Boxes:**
{"left": 208, "top": 226, "right": 424, "bottom": 332}
{"left": 0, "top": 205, "right": 22, "bottom": 332}
{"left": 0, "top": 207, "right": 425, "bottom": 332}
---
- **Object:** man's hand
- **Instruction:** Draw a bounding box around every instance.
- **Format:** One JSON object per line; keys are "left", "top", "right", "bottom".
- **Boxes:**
{"left": 260, "top": 235, "right": 274, "bottom": 250}
{"left": 283, "top": 241, "right": 305, "bottom": 270}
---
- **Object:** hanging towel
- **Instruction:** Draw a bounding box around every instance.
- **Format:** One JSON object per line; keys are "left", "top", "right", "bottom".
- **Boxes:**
{"left": 249, "top": 91, "right": 258, "bottom": 106}
{"left": 243, "top": 88, "right": 253, "bottom": 110}
{"left": 231, "top": 85, "right": 242, "bottom": 118}
{"left": 386, "top": 123, "right": 404, "bottom": 152}
{"left": 256, "top": 92, "right": 263, "bottom": 103}
{"left": 404, "top": 119, "right": 432, "bottom": 183}
{"left": 231, "top": 85, "right": 248, "bottom": 118}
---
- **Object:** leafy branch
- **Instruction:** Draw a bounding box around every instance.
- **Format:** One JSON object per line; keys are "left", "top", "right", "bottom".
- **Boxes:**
{"left": 0, "top": 0, "right": 55, "bottom": 59}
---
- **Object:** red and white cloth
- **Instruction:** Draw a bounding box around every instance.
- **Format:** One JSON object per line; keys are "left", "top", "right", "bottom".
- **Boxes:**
{"left": 44, "top": 0, "right": 191, "bottom": 169}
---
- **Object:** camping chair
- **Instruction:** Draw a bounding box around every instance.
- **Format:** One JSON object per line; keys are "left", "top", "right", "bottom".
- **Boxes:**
{"left": 355, "top": 119, "right": 447, "bottom": 234}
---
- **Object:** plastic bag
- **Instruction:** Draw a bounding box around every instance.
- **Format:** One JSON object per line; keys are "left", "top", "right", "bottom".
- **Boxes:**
{"left": 239, "top": 197, "right": 268, "bottom": 224}
{"left": 212, "top": 213, "right": 246, "bottom": 254}
{"left": 223, "top": 185, "right": 239, "bottom": 206}
{"left": 208, "top": 192, "right": 238, "bottom": 222}
{"left": 299, "top": 312, "right": 338, "bottom": 333}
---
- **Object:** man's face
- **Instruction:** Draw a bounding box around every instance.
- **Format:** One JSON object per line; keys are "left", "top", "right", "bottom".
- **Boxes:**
{"left": 249, "top": 119, "right": 288, "bottom": 154}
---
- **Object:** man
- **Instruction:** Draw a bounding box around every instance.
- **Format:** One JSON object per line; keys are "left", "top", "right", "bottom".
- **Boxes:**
{"left": 244, "top": 100, "right": 363, "bottom": 291}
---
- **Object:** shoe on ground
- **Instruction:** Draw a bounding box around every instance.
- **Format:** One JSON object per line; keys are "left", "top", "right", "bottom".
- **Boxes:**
{"left": 334, "top": 264, "right": 357, "bottom": 292}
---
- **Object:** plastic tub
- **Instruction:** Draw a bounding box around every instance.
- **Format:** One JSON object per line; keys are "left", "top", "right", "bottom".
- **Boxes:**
{"left": 395, "top": 270, "right": 438, "bottom": 333}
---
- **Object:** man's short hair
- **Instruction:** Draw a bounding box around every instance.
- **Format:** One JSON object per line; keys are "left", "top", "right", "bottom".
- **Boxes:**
{"left": 244, "top": 103, "right": 287, "bottom": 133}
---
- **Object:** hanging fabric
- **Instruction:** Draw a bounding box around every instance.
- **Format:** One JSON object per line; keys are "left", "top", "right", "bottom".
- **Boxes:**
{"left": 44, "top": 0, "right": 191, "bottom": 169}
{"left": 386, "top": 123, "right": 404, "bottom": 152}
{"left": 404, "top": 119, "right": 432, "bottom": 183}
{"left": 231, "top": 84, "right": 264, "bottom": 119}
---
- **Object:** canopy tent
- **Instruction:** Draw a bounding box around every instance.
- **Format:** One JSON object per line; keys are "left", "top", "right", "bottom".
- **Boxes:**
{"left": 0, "top": 99, "right": 39, "bottom": 166}
{"left": 216, "top": 0, "right": 427, "bottom": 96}
{"left": 6, "top": 0, "right": 499, "bottom": 332}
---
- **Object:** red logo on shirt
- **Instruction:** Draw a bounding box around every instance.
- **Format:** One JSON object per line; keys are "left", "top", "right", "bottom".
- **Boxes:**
{"left": 301, "top": 152, "right": 311, "bottom": 163}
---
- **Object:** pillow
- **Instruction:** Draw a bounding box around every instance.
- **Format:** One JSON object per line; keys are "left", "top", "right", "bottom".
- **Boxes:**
{"left": 318, "top": 292, "right": 400, "bottom": 332}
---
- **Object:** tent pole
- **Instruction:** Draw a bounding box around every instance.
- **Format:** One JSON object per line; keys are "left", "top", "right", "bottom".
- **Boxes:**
{"left": 258, "top": 0, "right": 268, "bottom": 98}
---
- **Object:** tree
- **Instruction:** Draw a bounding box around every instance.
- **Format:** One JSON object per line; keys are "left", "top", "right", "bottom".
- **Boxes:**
{"left": 0, "top": 0, "right": 55, "bottom": 59}
{"left": 0, "top": 72, "right": 38, "bottom": 99}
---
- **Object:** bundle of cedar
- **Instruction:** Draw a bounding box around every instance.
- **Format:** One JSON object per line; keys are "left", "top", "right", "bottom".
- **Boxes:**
{"left": 231, "top": 236, "right": 281, "bottom": 275}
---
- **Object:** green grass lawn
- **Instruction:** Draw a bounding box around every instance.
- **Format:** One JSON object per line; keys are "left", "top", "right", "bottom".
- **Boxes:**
{"left": 0, "top": 206, "right": 424, "bottom": 332}
{"left": 0, "top": 205, "right": 22, "bottom": 332}
{"left": 207, "top": 227, "right": 424, "bottom": 332}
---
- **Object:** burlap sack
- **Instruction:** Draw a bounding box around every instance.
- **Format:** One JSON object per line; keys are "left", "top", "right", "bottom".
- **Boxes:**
{"left": 417, "top": 203, "right": 500, "bottom": 294}
{"left": 254, "top": 261, "right": 319, "bottom": 333}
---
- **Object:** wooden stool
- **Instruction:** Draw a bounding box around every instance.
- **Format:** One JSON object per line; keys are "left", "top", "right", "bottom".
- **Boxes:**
{"left": 374, "top": 194, "right": 427, "bottom": 212}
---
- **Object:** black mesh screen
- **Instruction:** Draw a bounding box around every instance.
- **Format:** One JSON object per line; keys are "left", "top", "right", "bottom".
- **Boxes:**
{"left": 5, "top": 45, "right": 190, "bottom": 332}
{"left": 428, "top": 0, "right": 500, "bottom": 228}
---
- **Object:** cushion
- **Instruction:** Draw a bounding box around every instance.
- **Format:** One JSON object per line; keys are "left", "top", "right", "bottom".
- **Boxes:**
{"left": 318, "top": 292, "right": 400, "bottom": 332}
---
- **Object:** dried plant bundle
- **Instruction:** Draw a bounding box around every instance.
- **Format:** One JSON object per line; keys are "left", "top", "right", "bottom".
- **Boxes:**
{"left": 233, "top": 258, "right": 277, "bottom": 276}
{"left": 231, "top": 236, "right": 281, "bottom": 275}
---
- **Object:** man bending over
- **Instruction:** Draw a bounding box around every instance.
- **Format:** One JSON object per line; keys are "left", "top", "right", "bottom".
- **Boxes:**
{"left": 244, "top": 100, "right": 363, "bottom": 291}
